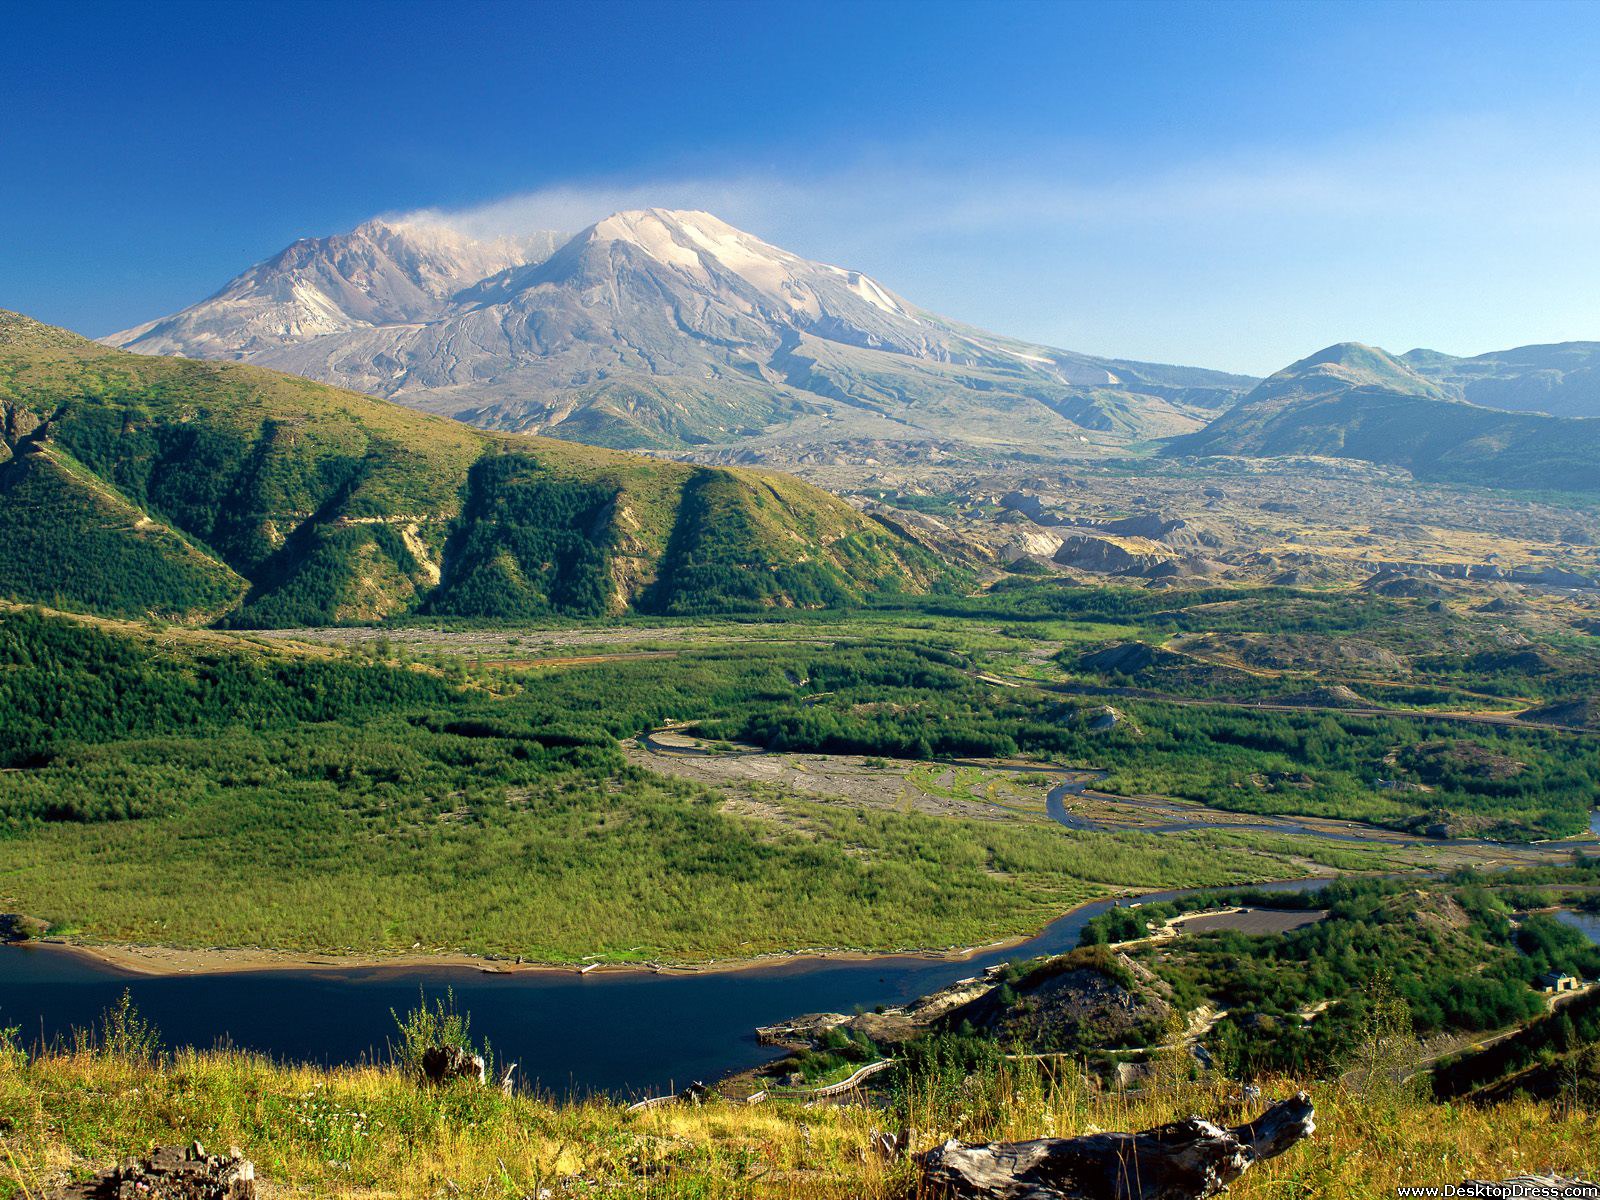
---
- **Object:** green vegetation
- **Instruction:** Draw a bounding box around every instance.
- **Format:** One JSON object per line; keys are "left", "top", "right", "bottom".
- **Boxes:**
{"left": 428, "top": 451, "right": 621, "bottom": 618}
{"left": 1075, "top": 868, "right": 1600, "bottom": 1078}
{"left": 0, "top": 311, "right": 947, "bottom": 627}
{"left": 643, "top": 468, "right": 948, "bottom": 615}
{"left": 0, "top": 445, "right": 245, "bottom": 621}
{"left": 0, "top": 606, "right": 1323, "bottom": 961}
{"left": 1435, "top": 985, "right": 1600, "bottom": 1099}
{"left": 691, "top": 632, "right": 1597, "bottom": 839}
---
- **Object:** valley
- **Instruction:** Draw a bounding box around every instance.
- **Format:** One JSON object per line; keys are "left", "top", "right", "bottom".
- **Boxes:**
{"left": 5, "top": 306, "right": 1599, "bottom": 1147}
{"left": 14, "top": 9, "right": 1600, "bottom": 1196}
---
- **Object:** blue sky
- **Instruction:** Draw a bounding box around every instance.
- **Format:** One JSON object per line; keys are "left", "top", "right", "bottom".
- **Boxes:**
{"left": 4, "top": 0, "right": 1599, "bottom": 374}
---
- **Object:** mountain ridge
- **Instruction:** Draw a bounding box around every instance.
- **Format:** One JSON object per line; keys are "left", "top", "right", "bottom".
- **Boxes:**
{"left": 2, "top": 310, "right": 950, "bottom": 625}
{"left": 1399, "top": 341, "right": 1600, "bottom": 419}
{"left": 1167, "top": 340, "right": 1600, "bottom": 491}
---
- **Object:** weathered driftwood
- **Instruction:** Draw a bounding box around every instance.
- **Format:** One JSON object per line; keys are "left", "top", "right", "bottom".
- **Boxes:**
{"left": 920, "top": 1091, "right": 1314, "bottom": 1200}
{"left": 50, "top": 1141, "right": 255, "bottom": 1199}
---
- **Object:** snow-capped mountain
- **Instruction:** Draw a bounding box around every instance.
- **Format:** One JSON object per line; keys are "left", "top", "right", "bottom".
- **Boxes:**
{"left": 110, "top": 219, "right": 566, "bottom": 359}
{"left": 108, "top": 209, "right": 1255, "bottom": 453}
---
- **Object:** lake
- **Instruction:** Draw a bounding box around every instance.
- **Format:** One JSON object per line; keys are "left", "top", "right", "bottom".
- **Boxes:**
{"left": 0, "top": 878, "right": 1326, "bottom": 1097}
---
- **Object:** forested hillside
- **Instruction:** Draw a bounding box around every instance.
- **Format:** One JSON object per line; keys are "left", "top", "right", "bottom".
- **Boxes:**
{"left": 0, "top": 311, "right": 946, "bottom": 625}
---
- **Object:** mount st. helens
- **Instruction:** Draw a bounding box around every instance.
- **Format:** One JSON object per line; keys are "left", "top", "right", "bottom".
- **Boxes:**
{"left": 0, "top": 310, "right": 947, "bottom": 626}
{"left": 107, "top": 209, "right": 1255, "bottom": 453}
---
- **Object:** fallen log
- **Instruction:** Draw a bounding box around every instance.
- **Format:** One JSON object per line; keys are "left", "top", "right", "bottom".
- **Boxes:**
{"left": 919, "top": 1091, "right": 1314, "bottom": 1200}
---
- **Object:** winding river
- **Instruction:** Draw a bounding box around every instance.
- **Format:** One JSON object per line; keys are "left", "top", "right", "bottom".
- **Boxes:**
{"left": 1046, "top": 777, "right": 1600, "bottom": 850}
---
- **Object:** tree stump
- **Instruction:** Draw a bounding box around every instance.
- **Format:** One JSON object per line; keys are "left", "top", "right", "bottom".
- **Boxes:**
{"left": 919, "top": 1091, "right": 1315, "bottom": 1200}
{"left": 420, "top": 1045, "right": 486, "bottom": 1085}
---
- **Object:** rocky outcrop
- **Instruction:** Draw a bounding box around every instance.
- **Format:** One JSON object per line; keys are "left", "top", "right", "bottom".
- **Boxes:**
{"left": 1053, "top": 534, "right": 1175, "bottom": 577}
{"left": 1378, "top": 561, "right": 1600, "bottom": 591}
{"left": 1076, "top": 642, "right": 1186, "bottom": 675}
{"left": 758, "top": 974, "right": 995, "bottom": 1049}
{"left": 1092, "top": 513, "right": 1222, "bottom": 552}
{"left": 1271, "top": 685, "right": 1368, "bottom": 708}
{"left": 940, "top": 950, "right": 1172, "bottom": 1053}
{"left": 1086, "top": 705, "right": 1126, "bottom": 732}
{"left": 1000, "top": 492, "right": 1051, "bottom": 522}
{"left": 49, "top": 1142, "right": 255, "bottom": 1200}
{"left": 1518, "top": 695, "right": 1599, "bottom": 729}
{"left": 756, "top": 1011, "right": 851, "bottom": 1046}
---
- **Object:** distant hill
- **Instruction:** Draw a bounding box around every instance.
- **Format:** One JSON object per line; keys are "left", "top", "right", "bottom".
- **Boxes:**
{"left": 0, "top": 310, "right": 949, "bottom": 625}
{"left": 1166, "top": 342, "right": 1600, "bottom": 491}
{"left": 106, "top": 209, "right": 1255, "bottom": 454}
{"left": 1402, "top": 342, "right": 1600, "bottom": 419}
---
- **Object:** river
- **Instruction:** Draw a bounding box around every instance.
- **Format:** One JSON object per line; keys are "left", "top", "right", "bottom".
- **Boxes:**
{"left": 0, "top": 879, "right": 1326, "bottom": 1097}
{"left": 1556, "top": 908, "right": 1600, "bottom": 947}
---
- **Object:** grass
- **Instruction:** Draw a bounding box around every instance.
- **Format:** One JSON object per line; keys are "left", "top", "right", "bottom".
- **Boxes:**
{"left": 4, "top": 1041, "right": 1596, "bottom": 1198}
{"left": 0, "top": 599, "right": 1581, "bottom": 961}
{"left": 2, "top": 760, "right": 1324, "bottom": 962}
{"left": 2, "top": 605, "right": 1370, "bottom": 963}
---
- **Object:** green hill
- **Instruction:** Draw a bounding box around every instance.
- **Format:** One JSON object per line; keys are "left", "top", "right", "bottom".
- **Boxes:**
{"left": 1165, "top": 342, "right": 1600, "bottom": 491}
{"left": 0, "top": 310, "right": 949, "bottom": 625}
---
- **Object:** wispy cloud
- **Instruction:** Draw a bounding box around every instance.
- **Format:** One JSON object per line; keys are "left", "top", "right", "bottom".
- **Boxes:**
{"left": 402, "top": 114, "right": 1600, "bottom": 245}
{"left": 388, "top": 114, "right": 1600, "bottom": 373}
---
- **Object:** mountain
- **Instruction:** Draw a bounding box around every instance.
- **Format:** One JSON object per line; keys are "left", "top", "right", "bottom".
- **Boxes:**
{"left": 1166, "top": 342, "right": 1600, "bottom": 491}
{"left": 110, "top": 218, "right": 567, "bottom": 360}
{"left": 108, "top": 209, "right": 1255, "bottom": 454}
{"left": 1241, "top": 342, "right": 1450, "bottom": 404}
{"left": 1400, "top": 342, "right": 1600, "bottom": 419}
{"left": 0, "top": 310, "right": 949, "bottom": 625}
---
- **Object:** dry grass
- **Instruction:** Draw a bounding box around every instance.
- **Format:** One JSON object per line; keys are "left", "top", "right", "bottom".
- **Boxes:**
{"left": 3, "top": 1043, "right": 1597, "bottom": 1198}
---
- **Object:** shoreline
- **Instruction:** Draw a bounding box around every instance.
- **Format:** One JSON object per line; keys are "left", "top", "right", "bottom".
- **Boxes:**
{"left": 2, "top": 907, "right": 1124, "bottom": 982}
{"left": 4, "top": 868, "right": 1356, "bottom": 982}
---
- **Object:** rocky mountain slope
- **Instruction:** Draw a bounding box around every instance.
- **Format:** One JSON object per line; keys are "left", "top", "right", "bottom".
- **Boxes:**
{"left": 0, "top": 310, "right": 948, "bottom": 625}
{"left": 112, "top": 218, "right": 566, "bottom": 359}
{"left": 107, "top": 209, "right": 1255, "bottom": 454}
{"left": 1167, "top": 342, "right": 1600, "bottom": 491}
{"left": 1403, "top": 342, "right": 1600, "bottom": 419}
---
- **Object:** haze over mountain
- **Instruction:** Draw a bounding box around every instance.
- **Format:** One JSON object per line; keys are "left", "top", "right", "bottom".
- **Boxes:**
{"left": 1168, "top": 341, "right": 1600, "bottom": 491}
{"left": 1400, "top": 342, "right": 1600, "bottom": 419}
{"left": 1, "top": 310, "right": 947, "bottom": 626}
{"left": 108, "top": 209, "right": 1255, "bottom": 455}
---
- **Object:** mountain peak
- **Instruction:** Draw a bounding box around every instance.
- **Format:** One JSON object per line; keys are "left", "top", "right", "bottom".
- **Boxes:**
{"left": 1259, "top": 341, "right": 1445, "bottom": 401}
{"left": 571, "top": 207, "right": 911, "bottom": 320}
{"left": 101, "top": 211, "right": 1254, "bottom": 452}
{"left": 106, "top": 216, "right": 565, "bottom": 359}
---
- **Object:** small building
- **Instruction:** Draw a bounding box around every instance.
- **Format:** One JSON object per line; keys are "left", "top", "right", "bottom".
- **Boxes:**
{"left": 1538, "top": 970, "right": 1581, "bottom": 995}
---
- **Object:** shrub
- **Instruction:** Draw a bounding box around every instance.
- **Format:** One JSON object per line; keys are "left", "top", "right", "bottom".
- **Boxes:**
{"left": 391, "top": 988, "right": 491, "bottom": 1081}
{"left": 75, "top": 989, "right": 163, "bottom": 1064}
